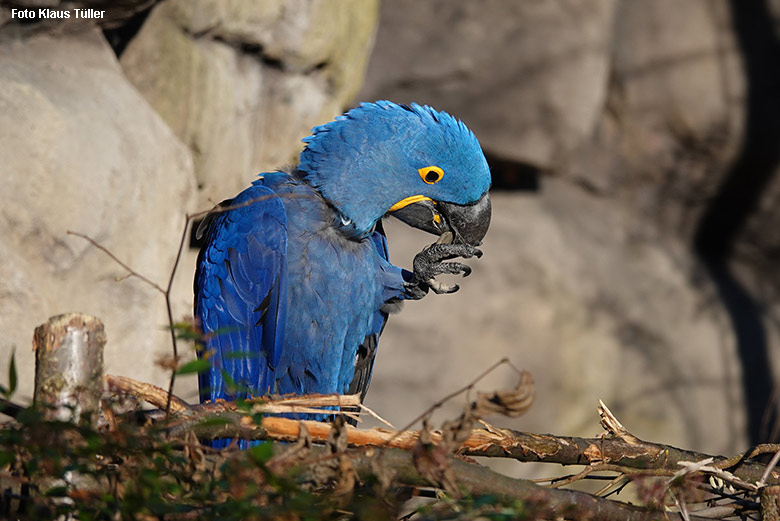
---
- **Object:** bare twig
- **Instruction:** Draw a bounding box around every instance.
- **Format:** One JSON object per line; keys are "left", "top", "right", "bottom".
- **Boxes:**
{"left": 595, "top": 474, "right": 632, "bottom": 497}
{"left": 681, "top": 505, "right": 740, "bottom": 519}
{"left": 547, "top": 465, "right": 595, "bottom": 488}
{"left": 66, "top": 231, "right": 167, "bottom": 295}
{"left": 384, "top": 357, "right": 524, "bottom": 448}
{"left": 674, "top": 459, "right": 760, "bottom": 492}
{"left": 759, "top": 449, "right": 780, "bottom": 487}
{"left": 0, "top": 398, "right": 25, "bottom": 419}
{"left": 357, "top": 401, "right": 395, "bottom": 429}
{"left": 67, "top": 230, "right": 181, "bottom": 415}
{"left": 162, "top": 216, "right": 193, "bottom": 415}
{"left": 670, "top": 490, "right": 692, "bottom": 521}
{"left": 714, "top": 443, "right": 780, "bottom": 471}
{"left": 105, "top": 372, "right": 390, "bottom": 427}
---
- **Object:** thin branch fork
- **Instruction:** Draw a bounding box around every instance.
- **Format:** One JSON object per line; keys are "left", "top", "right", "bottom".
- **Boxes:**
{"left": 104, "top": 374, "right": 370, "bottom": 419}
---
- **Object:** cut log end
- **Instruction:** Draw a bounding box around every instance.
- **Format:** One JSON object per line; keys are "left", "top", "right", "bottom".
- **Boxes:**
{"left": 33, "top": 313, "right": 106, "bottom": 426}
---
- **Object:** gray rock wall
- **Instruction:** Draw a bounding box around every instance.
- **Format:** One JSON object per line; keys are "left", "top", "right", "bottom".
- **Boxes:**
{"left": 359, "top": 0, "right": 617, "bottom": 168}
{"left": 120, "top": 0, "right": 379, "bottom": 206}
{"left": 358, "top": 0, "right": 780, "bottom": 455}
{"left": 0, "top": 28, "right": 196, "bottom": 400}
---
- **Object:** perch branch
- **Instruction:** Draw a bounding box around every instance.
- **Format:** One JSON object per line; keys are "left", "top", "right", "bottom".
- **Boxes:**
{"left": 153, "top": 408, "right": 779, "bottom": 487}
{"left": 295, "top": 445, "right": 699, "bottom": 521}
{"left": 103, "top": 375, "right": 779, "bottom": 487}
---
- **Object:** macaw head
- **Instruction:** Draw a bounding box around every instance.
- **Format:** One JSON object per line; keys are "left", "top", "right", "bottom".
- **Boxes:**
{"left": 298, "top": 101, "right": 491, "bottom": 245}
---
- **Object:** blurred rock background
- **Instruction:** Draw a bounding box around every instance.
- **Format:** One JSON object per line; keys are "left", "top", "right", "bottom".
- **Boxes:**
{"left": 2, "top": 0, "right": 780, "bottom": 467}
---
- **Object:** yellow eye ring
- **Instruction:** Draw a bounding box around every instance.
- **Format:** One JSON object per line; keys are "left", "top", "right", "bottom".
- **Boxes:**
{"left": 418, "top": 165, "right": 444, "bottom": 184}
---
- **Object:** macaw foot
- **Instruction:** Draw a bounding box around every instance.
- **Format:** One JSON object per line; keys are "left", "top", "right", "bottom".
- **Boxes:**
{"left": 406, "top": 235, "right": 483, "bottom": 297}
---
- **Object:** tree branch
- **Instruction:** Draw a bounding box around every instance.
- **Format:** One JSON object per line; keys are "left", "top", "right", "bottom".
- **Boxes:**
{"left": 296, "top": 445, "right": 695, "bottom": 521}
{"left": 102, "top": 374, "right": 778, "bottom": 489}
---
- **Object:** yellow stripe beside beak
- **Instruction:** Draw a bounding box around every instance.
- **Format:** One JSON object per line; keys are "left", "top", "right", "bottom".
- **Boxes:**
{"left": 388, "top": 195, "right": 434, "bottom": 212}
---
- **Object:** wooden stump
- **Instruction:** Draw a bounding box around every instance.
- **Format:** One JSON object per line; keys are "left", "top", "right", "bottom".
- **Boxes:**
{"left": 762, "top": 485, "right": 780, "bottom": 521}
{"left": 32, "top": 313, "right": 105, "bottom": 426}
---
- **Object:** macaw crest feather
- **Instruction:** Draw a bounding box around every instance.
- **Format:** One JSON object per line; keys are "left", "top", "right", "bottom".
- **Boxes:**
{"left": 298, "top": 101, "right": 491, "bottom": 237}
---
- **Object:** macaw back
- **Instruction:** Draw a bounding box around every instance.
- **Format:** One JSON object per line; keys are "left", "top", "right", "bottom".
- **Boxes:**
{"left": 194, "top": 172, "right": 404, "bottom": 438}
{"left": 194, "top": 180, "right": 288, "bottom": 404}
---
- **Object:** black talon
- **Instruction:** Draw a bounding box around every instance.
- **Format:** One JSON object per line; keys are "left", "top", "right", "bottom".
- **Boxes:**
{"left": 405, "top": 240, "right": 482, "bottom": 299}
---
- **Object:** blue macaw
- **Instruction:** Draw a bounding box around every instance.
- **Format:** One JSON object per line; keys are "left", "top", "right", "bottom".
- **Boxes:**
{"left": 194, "top": 101, "right": 491, "bottom": 444}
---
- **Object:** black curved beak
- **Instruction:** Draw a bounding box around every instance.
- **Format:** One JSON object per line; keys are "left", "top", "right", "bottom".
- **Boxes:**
{"left": 390, "top": 191, "right": 491, "bottom": 246}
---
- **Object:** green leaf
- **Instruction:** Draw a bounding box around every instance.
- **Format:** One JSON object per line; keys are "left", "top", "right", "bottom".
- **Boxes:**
{"left": 219, "top": 370, "right": 237, "bottom": 391}
{"left": 171, "top": 322, "right": 203, "bottom": 342}
{"left": 16, "top": 406, "right": 43, "bottom": 426}
{"left": 45, "top": 485, "right": 68, "bottom": 497}
{"left": 0, "top": 450, "right": 13, "bottom": 468}
{"left": 4, "top": 348, "right": 16, "bottom": 398}
{"left": 249, "top": 442, "right": 273, "bottom": 465}
{"left": 175, "top": 359, "right": 211, "bottom": 375}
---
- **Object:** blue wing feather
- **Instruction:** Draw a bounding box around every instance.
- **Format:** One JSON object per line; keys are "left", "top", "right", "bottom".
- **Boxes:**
{"left": 194, "top": 182, "right": 288, "bottom": 406}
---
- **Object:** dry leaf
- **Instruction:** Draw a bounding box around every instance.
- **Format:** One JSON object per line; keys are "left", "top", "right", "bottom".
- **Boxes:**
{"left": 472, "top": 370, "right": 534, "bottom": 418}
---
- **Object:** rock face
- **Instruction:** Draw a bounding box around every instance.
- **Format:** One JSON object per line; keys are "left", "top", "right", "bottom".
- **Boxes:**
{"left": 571, "top": 0, "right": 744, "bottom": 234}
{"left": 120, "top": 0, "right": 379, "bottom": 207}
{"left": 0, "top": 28, "right": 196, "bottom": 401}
{"left": 358, "top": 0, "right": 780, "bottom": 453}
{"left": 358, "top": 0, "right": 617, "bottom": 168}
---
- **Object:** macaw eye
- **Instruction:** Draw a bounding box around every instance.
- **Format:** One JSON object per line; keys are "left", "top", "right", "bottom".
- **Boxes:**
{"left": 418, "top": 165, "right": 444, "bottom": 184}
